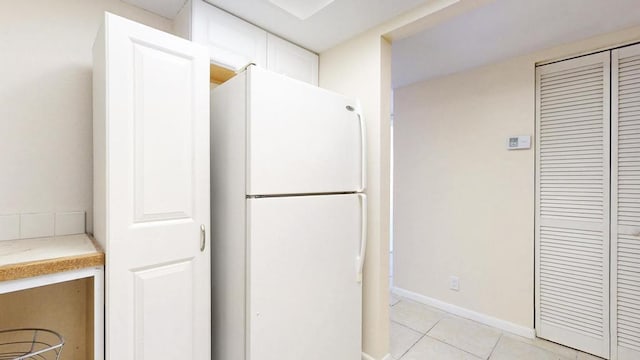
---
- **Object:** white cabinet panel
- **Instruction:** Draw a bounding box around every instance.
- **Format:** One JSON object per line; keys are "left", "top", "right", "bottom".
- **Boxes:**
{"left": 133, "top": 260, "right": 194, "bottom": 359}
{"left": 93, "top": 12, "right": 210, "bottom": 360}
{"left": 132, "top": 43, "right": 195, "bottom": 222}
{"left": 267, "top": 34, "right": 318, "bottom": 85}
{"left": 178, "top": 0, "right": 318, "bottom": 84}
{"left": 192, "top": 0, "right": 266, "bottom": 70}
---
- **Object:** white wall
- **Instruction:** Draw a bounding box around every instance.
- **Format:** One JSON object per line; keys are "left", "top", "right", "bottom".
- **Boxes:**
{"left": 0, "top": 0, "right": 172, "bottom": 233}
{"left": 393, "top": 25, "right": 640, "bottom": 330}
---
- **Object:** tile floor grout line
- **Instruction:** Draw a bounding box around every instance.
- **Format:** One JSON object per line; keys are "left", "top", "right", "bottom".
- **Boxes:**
{"left": 391, "top": 296, "right": 605, "bottom": 360}
{"left": 389, "top": 293, "right": 401, "bottom": 308}
{"left": 486, "top": 333, "right": 503, "bottom": 360}
{"left": 424, "top": 314, "right": 443, "bottom": 334}
{"left": 504, "top": 333, "right": 582, "bottom": 359}
{"left": 424, "top": 334, "right": 485, "bottom": 359}
{"left": 392, "top": 298, "right": 488, "bottom": 358}
{"left": 393, "top": 298, "right": 445, "bottom": 360}
{"left": 426, "top": 313, "right": 500, "bottom": 359}
{"left": 394, "top": 299, "right": 493, "bottom": 360}
{"left": 390, "top": 319, "right": 428, "bottom": 335}
{"left": 391, "top": 299, "right": 444, "bottom": 335}
{"left": 397, "top": 333, "right": 427, "bottom": 360}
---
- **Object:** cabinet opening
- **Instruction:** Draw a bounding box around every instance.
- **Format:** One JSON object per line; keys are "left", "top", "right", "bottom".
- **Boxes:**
{"left": 0, "top": 278, "right": 95, "bottom": 360}
{"left": 210, "top": 63, "right": 236, "bottom": 85}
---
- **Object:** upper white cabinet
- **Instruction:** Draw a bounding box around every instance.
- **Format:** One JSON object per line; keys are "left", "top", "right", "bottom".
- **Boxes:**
{"left": 174, "top": 0, "right": 319, "bottom": 85}
{"left": 192, "top": 0, "right": 267, "bottom": 71}
{"left": 267, "top": 34, "right": 319, "bottom": 86}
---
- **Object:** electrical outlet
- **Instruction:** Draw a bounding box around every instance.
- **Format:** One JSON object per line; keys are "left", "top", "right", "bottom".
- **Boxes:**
{"left": 449, "top": 276, "right": 460, "bottom": 291}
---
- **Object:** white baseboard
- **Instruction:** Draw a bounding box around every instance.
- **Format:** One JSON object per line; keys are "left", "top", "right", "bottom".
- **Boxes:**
{"left": 362, "top": 352, "right": 392, "bottom": 360}
{"left": 391, "top": 286, "right": 535, "bottom": 339}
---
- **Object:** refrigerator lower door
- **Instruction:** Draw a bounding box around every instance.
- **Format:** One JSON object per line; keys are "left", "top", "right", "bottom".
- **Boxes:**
{"left": 247, "top": 193, "right": 364, "bottom": 360}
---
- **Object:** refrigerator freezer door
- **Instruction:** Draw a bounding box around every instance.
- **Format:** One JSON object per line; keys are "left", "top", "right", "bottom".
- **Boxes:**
{"left": 247, "top": 194, "right": 363, "bottom": 359}
{"left": 246, "top": 67, "right": 365, "bottom": 196}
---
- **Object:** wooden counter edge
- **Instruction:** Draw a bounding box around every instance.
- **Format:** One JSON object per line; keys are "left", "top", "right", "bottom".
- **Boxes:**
{"left": 0, "top": 251, "right": 105, "bottom": 282}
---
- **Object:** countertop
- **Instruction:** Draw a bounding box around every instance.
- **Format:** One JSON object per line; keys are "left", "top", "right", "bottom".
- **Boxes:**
{"left": 0, "top": 234, "right": 104, "bottom": 282}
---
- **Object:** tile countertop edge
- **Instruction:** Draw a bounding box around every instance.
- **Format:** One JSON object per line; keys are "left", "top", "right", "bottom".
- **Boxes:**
{"left": 0, "top": 235, "right": 105, "bottom": 282}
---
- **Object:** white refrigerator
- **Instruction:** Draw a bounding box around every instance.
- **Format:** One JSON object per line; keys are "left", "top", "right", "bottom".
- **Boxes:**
{"left": 210, "top": 66, "right": 366, "bottom": 360}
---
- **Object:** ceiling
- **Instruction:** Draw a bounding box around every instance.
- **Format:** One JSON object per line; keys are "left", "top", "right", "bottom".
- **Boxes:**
{"left": 392, "top": 0, "right": 640, "bottom": 88}
{"left": 122, "top": 0, "right": 186, "bottom": 19}
{"left": 203, "top": 0, "right": 429, "bottom": 52}
{"left": 120, "top": 0, "right": 430, "bottom": 52}
{"left": 122, "top": 0, "right": 640, "bottom": 89}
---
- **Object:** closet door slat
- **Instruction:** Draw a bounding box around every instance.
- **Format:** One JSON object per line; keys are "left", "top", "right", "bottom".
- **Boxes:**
{"left": 535, "top": 52, "right": 610, "bottom": 359}
{"left": 613, "top": 44, "right": 640, "bottom": 360}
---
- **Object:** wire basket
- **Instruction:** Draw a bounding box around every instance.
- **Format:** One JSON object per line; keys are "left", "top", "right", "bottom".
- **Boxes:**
{"left": 0, "top": 329, "right": 64, "bottom": 360}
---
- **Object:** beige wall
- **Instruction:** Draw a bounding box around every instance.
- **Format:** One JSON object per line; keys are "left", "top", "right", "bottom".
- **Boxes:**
{"left": 320, "top": 33, "right": 392, "bottom": 358}
{"left": 0, "top": 0, "right": 172, "bottom": 232}
{"left": 394, "top": 56, "right": 536, "bottom": 328}
{"left": 393, "top": 25, "right": 640, "bottom": 329}
{"left": 318, "top": 2, "right": 492, "bottom": 358}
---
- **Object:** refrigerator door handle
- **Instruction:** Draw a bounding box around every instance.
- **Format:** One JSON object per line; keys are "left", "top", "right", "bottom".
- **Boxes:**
{"left": 200, "top": 224, "right": 206, "bottom": 252}
{"left": 357, "top": 112, "right": 367, "bottom": 192}
{"left": 357, "top": 193, "right": 368, "bottom": 283}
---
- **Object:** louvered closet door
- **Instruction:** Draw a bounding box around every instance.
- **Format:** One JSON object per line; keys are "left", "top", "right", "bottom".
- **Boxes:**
{"left": 612, "top": 44, "right": 640, "bottom": 360}
{"left": 535, "top": 52, "right": 611, "bottom": 358}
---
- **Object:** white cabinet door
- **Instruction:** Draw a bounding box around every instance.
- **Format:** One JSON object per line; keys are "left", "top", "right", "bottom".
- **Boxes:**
{"left": 93, "top": 13, "right": 210, "bottom": 360}
{"left": 247, "top": 194, "right": 364, "bottom": 360}
{"left": 535, "top": 52, "right": 611, "bottom": 358}
{"left": 246, "top": 67, "right": 365, "bottom": 196}
{"left": 192, "top": 0, "right": 266, "bottom": 70}
{"left": 612, "top": 43, "right": 640, "bottom": 360}
{"left": 267, "top": 34, "right": 318, "bottom": 85}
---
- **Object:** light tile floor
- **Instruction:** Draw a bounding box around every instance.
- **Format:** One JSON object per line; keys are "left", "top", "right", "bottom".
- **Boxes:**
{"left": 389, "top": 294, "right": 605, "bottom": 360}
